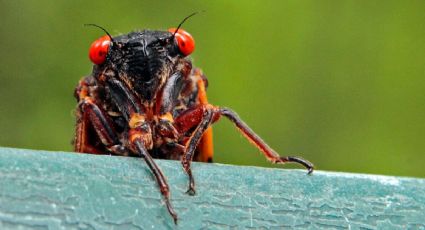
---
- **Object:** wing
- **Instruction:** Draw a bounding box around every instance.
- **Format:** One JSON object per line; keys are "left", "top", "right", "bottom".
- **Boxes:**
{"left": 193, "top": 69, "right": 214, "bottom": 163}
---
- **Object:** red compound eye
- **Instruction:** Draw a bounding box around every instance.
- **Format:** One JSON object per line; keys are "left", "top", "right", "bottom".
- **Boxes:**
{"left": 168, "top": 28, "right": 195, "bottom": 56}
{"left": 88, "top": 35, "right": 111, "bottom": 65}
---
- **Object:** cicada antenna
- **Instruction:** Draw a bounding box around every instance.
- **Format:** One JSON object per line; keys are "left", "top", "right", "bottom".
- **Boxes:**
{"left": 84, "top": 23, "right": 114, "bottom": 42}
{"left": 171, "top": 12, "right": 201, "bottom": 39}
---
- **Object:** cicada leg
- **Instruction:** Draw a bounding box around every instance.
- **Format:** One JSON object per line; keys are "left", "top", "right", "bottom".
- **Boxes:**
{"left": 175, "top": 105, "right": 314, "bottom": 195}
{"left": 74, "top": 98, "right": 127, "bottom": 155}
{"left": 105, "top": 76, "right": 178, "bottom": 223}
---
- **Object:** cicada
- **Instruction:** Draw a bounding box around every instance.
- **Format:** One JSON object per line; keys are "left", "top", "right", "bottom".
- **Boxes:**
{"left": 74, "top": 15, "right": 313, "bottom": 223}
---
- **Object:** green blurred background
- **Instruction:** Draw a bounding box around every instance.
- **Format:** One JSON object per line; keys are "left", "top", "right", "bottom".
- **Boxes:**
{"left": 1, "top": 1, "right": 424, "bottom": 177}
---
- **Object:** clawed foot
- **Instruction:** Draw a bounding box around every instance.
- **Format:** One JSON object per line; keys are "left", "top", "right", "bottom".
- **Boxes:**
{"left": 186, "top": 187, "right": 196, "bottom": 196}
{"left": 278, "top": 156, "right": 314, "bottom": 175}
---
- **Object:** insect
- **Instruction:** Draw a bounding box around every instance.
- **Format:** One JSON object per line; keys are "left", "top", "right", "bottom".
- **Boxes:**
{"left": 74, "top": 14, "right": 314, "bottom": 224}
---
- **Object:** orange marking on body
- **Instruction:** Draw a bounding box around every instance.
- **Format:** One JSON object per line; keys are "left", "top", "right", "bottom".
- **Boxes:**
{"left": 196, "top": 77, "right": 208, "bottom": 105}
{"left": 77, "top": 80, "right": 89, "bottom": 100}
{"left": 160, "top": 112, "right": 174, "bottom": 122}
{"left": 198, "top": 127, "right": 213, "bottom": 162}
{"left": 129, "top": 131, "right": 144, "bottom": 143}
{"left": 75, "top": 118, "right": 86, "bottom": 152}
{"left": 195, "top": 72, "right": 214, "bottom": 162}
{"left": 129, "top": 127, "right": 153, "bottom": 149}
{"left": 129, "top": 113, "right": 146, "bottom": 129}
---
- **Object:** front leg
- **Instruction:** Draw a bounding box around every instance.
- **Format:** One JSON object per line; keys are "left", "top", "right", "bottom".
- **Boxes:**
{"left": 128, "top": 124, "right": 178, "bottom": 224}
{"left": 174, "top": 105, "right": 216, "bottom": 195}
{"left": 218, "top": 108, "right": 314, "bottom": 173}
{"left": 174, "top": 105, "right": 314, "bottom": 194}
{"left": 74, "top": 78, "right": 127, "bottom": 155}
{"left": 105, "top": 76, "right": 178, "bottom": 223}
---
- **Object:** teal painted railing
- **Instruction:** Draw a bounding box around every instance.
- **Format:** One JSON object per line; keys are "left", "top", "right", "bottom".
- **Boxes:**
{"left": 0, "top": 147, "right": 424, "bottom": 229}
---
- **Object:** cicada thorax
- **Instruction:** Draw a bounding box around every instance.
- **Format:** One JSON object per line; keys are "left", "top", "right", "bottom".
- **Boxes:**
{"left": 88, "top": 61, "right": 200, "bottom": 158}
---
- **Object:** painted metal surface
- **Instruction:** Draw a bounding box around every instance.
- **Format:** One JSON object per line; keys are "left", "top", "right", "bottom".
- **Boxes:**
{"left": 0, "top": 147, "right": 424, "bottom": 229}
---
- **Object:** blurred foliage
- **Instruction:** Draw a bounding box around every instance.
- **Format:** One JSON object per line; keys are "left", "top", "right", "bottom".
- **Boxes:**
{"left": 0, "top": 1, "right": 424, "bottom": 177}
